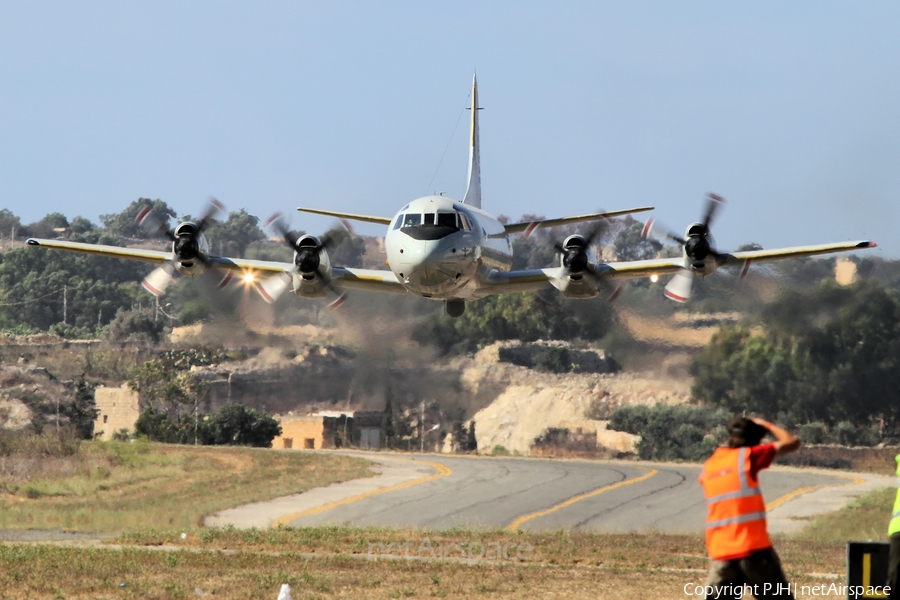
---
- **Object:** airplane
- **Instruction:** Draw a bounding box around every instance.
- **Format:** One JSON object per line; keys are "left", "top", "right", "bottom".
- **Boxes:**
{"left": 26, "top": 75, "right": 876, "bottom": 317}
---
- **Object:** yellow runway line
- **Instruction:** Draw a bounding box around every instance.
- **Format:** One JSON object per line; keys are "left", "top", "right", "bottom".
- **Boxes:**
{"left": 506, "top": 468, "right": 658, "bottom": 532}
{"left": 765, "top": 470, "right": 865, "bottom": 511}
{"left": 765, "top": 485, "right": 824, "bottom": 511}
{"left": 272, "top": 459, "right": 452, "bottom": 527}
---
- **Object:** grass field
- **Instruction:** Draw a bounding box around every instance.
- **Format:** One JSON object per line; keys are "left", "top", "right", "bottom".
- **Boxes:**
{"left": 0, "top": 529, "right": 858, "bottom": 599}
{"left": 0, "top": 438, "right": 373, "bottom": 532}
{"left": 0, "top": 437, "right": 896, "bottom": 599}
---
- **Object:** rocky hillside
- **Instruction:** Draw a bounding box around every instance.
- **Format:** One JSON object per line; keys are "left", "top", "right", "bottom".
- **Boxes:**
{"left": 462, "top": 342, "right": 692, "bottom": 454}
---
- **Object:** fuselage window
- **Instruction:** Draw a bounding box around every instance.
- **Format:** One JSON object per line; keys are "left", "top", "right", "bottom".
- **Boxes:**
{"left": 424, "top": 213, "right": 435, "bottom": 225}
{"left": 436, "top": 213, "right": 457, "bottom": 228}
{"left": 403, "top": 213, "right": 422, "bottom": 228}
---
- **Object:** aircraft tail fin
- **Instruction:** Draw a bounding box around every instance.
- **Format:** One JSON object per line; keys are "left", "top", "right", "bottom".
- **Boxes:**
{"left": 463, "top": 74, "right": 482, "bottom": 209}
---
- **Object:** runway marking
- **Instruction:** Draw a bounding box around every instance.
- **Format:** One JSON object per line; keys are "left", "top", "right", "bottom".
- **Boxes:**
{"left": 765, "top": 470, "right": 865, "bottom": 511}
{"left": 505, "top": 468, "right": 658, "bottom": 531}
{"left": 271, "top": 459, "right": 452, "bottom": 527}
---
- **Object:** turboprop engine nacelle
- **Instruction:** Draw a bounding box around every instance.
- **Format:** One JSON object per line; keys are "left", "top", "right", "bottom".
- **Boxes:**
{"left": 682, "top": 222, "right": 717, "bottom": 276}
{"left": 292, "top": 234, "right": 333, "bottom": 298}
{"left": 172, "top": 222, "right": 210, "bottom": 276}
{"left": 555, "top": 234, "right": 601, "bottom": 299}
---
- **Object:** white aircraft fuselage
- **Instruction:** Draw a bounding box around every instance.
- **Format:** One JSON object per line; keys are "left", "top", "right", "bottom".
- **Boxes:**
{"left": 383, "top": 196, "right": 512, "bottom": 300}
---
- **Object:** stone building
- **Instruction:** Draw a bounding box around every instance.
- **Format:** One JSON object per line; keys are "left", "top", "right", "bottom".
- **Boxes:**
{"left": 93, "top": 384, "right": 140, "bottom": 440}
{"left": 273, "top": 411, "right": 382, "bottom": 450}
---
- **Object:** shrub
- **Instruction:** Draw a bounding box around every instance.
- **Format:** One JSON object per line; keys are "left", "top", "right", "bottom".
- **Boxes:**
{"left": 798, "top": 422, "right": 828, "bottom": 444}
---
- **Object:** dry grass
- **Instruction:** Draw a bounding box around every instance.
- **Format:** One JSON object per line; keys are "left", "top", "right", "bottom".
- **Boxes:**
{"left": 0, "top": 530, "right": 852, "bottom": 599}
{"left": 0, "top": 441, "right": 373, "bottom": 533}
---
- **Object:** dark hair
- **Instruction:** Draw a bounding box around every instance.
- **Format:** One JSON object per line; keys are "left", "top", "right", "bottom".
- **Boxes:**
{"left": 727, "top": 417, "right": 768, "bottom": 448}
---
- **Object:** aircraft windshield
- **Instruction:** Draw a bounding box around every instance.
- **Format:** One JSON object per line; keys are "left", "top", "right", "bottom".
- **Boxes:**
{"left": 398, "top": 211, "right": 461, "bottom": 240}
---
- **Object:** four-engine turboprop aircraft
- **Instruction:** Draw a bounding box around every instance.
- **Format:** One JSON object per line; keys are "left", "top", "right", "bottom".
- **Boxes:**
{"left": 26, "top": 75, "right": 876, "bottom": 317}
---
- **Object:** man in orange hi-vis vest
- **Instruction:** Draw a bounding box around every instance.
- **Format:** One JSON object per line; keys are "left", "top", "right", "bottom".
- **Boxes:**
{"left": 699, "top": 416, "right": 801, "bottom": 599}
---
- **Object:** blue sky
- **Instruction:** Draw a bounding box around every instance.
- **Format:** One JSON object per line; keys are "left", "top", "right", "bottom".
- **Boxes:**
{"left": 2, "top": 2, "right": 899, "bottom": 256}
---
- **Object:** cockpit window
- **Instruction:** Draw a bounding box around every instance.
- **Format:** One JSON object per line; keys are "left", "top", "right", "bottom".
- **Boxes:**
{"left": 424, "top": 213, "right": 435, "bottom": 225}
{"left": 457, "top": 213, "right": 472, "bottom": 231}
{"left": 392, "top": 215, "right": 402, "bottom": 230}
{"left": 402, "top": 213, "right": 422, "bottom": 228}
{"left": 436, "top": 213, "right": 457, "bottom": 228}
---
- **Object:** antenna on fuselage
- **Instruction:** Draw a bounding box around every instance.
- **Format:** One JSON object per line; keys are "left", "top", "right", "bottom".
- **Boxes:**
{"left": 463, "top": 73, "right": 482, "bottom": 210}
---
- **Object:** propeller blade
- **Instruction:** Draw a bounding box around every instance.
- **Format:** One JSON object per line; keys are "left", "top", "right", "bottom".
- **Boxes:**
{"left": 663, "top": 270, "right": 694, "bottom": 303}
{"left": 195, "top": 197, "right": 226, "bottom": 232}
{"left": 136, "top": 204, "right": 176, "bottom": 241}
{"left": 702, "top": 193, "right": 725, "bottom": 228}
{"left": 326, "top": 292, "right": 348, "bottom": 310}
{"left": 142, "top": 264, "right": 176, "bottom": 296}
{"left": 642, "top": 218, "right": 686, "bottom": 245}
{"left": 254, "top": 271, "right": 292, "bottom": 304}
{"left": 264, "top": 212, "right": 301, "bottom": 248}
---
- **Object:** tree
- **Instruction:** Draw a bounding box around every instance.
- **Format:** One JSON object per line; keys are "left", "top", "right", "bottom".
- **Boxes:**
{"left": 465, "top": 420, "right": 477, "bottom": 452}
{"left": 66, "top": 376, "right": 99, "bottom": 440}
{"left": 102, "top": 307, "right": 166, "bottom": 343}
{"left": 69, "top": 216, "right": 96, "bottom": 235}
{"left": 135, "top": 406, "right": 178, "bottom": 442}
{"left": 26, "top": 213, "right": 70, "bottom": 240}
{"left": 614, "top": 221, "right": 662, "bottom": 262}
{"left": 0, "top": 209, "right": 22, "bottom": 240}
{"left": 382, "top": 390, "right": 396, "bottom": 449}
{"left": 207, "top": 404, "right": 281, "bottom": 447}
{"left": 100, "top": 198, "right": 176, "bottom": 238}
{"left": 205, "top": 209, "right": 266, "bottom": 257}
{"left": 0, "top": 246, "right": 141, "bottom": 332}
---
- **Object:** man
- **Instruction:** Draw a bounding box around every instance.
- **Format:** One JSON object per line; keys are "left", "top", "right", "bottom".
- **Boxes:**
{"left": 699, "top": 416, "right": 801, "bottom": 600}
{"left": 888, "top": 454, "right": 900, "bottom": 600}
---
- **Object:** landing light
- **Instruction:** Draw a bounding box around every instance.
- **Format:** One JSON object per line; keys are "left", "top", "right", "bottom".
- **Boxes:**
{"left": 650, "top": 274, "right": 659, "bottom": 283}
{"left": 243, "top": 273, "right": 255, "bottom": 283}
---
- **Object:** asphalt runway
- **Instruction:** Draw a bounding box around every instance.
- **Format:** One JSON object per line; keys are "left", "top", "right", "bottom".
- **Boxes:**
{"left": 247, "top": 453, "right": 872, "bottom": 534}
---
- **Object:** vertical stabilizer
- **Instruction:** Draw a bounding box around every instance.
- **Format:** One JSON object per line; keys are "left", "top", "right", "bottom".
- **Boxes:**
{"left": 463, "top": 74, "right": 481, "bottom": 209}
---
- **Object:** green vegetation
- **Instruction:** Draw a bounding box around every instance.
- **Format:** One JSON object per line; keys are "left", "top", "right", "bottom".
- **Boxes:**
{"left": 797, "top": 487, "right": 895, "bottom": 543}
{"left": 0, "top": 432, "right": 372, "bottom": 532}
{"left": 607, "top": 404, "right": 731, "bottom": 461}
{"left": 691, "top": 280, "right": 900, "bottom": 436}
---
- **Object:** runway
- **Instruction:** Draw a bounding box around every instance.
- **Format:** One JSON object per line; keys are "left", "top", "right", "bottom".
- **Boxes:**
{"left": 208, "top": 452, "right": 890, "bottom": 533}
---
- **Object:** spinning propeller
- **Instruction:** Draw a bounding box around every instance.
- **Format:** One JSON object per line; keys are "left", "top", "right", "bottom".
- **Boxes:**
{"left": 137, "top": 198, "right": 226, "bottom": 296}
{"left": 259, "top": 212, "right": 349, "bottom": 307}
{"left": 641, "top": 193, "right": 726, "bottom": 302}
{"left": 549, "top": 222, "right": 623, "bottom": 301}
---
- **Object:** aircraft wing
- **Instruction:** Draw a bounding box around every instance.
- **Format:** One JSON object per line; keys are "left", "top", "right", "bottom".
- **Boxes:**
{"left": 26, "top": 238, "right": 295, "bottom": 275}
{"left": 719, "top": 240, "right": 876, "bottom": 267}
{"left": 297, "top": 208, "right": 393, "bottom": 226}
{"left": 503, "top": 206, "right": 654, "bottom": 235}
{"left": 330, "top": 267, "right": 407, "bottom": 294}
{"left": 26, "top": 238, "right": 171, "bottom": 265}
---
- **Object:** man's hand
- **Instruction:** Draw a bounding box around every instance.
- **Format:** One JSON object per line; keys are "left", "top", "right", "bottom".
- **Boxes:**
{"left": 752, "top": 418, "right": 801, "bottom": 458}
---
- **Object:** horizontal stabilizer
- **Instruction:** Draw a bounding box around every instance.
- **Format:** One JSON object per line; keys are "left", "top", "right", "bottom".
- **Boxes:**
{"left": 504, "top": 206, "right": 654, "bottom": 235}
{"left": 296, "top": 208, "right": 392, "bottom": 226}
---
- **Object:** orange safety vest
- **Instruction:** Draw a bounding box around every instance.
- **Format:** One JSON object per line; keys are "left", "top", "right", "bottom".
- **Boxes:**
{"left": 699, "top": 446, "right": 772, "bottom": 560}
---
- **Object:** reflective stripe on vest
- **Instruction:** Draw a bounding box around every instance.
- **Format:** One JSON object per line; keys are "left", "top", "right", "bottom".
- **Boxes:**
{"left": 701, "top": 446, "right": 771, "bottom": 559}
